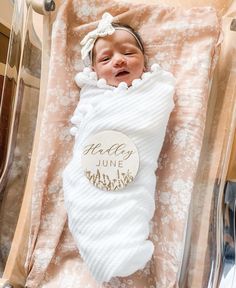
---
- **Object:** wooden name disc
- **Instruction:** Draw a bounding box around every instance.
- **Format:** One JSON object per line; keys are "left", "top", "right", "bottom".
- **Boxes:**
{"left": 81, "top": 130, "right": 139, "bottom": 191}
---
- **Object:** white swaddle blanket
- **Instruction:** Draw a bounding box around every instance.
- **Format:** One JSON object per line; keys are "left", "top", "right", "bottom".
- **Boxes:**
{"left": 62, "top": 64, "right": 175, "bottom": 283}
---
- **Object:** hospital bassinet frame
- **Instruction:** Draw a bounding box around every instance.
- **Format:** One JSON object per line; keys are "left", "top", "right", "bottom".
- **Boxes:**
{"left": 0, "top": 0, "right": 236, "bottom": 287}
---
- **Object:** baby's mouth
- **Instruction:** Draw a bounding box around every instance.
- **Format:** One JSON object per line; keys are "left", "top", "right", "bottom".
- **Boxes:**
{"left": 115, "top": 70, "right": 130, "bottom": 77}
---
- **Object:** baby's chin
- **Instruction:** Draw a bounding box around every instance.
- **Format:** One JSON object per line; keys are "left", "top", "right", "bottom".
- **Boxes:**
{"left": 107, "top": 78, "right": 137, "bottom": 88}
{"left": 112, "top": 81, "right": 132, "bottom": 88}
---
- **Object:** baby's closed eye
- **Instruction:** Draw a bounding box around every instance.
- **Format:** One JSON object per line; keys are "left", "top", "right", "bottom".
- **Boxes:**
{"left": 103, "top": 57, "right": 110, "bottom": 61}
{"left": 99, "top": 56, "right": 111, "bottom": 62}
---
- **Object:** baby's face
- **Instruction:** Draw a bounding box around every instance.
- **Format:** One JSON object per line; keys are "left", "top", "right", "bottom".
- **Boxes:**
{"left": 92, "top": 30, "right": 146, "bottom": 87}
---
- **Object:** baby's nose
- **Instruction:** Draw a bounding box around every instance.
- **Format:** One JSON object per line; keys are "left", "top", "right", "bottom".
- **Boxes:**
{"left": 113, "top": 54, "right": 126, "bottom": 66}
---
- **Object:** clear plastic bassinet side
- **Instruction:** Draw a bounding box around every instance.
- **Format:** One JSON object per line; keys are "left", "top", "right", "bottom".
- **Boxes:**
{"left": 0, "top": 0, "right": 44, "bottom": 286}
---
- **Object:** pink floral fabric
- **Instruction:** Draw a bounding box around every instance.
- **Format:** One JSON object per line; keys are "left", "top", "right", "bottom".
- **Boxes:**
{"left": 25, "top": 0, "right": 222, "bottom": 287}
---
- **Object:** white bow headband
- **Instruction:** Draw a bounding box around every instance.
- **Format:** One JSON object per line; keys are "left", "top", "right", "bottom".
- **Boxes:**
{"left": 80, "top": 12, "right": 144, "bottom": 64}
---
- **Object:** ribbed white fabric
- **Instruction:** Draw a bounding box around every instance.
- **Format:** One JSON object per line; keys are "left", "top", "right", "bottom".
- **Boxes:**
{"left": 62, "top": 64, "right": 175, "bottom": 283}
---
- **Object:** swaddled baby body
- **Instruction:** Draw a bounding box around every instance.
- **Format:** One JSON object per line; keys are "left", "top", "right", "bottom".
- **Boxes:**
{"left": 62, "top": 13, "right": 175, "bottom": 283}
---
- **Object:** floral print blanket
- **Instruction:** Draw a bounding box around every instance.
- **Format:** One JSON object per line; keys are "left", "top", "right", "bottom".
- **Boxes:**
{"left": 25, "top": 0, "right": 221, "bottom": 287}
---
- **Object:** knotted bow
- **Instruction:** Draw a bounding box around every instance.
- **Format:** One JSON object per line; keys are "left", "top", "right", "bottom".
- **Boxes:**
{"left": 80, "top": 12, "right": 115, "bottom": 61}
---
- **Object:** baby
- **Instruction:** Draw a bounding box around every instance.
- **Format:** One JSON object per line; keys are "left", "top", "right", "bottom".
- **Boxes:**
{"left": 63, "top": 12, "right": 175, "bottom": 283}
{"left": 90, "top": 24, "right": 146, "bottom": 87}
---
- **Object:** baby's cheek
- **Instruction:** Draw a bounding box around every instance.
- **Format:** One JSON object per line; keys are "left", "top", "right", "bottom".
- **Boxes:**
{"left": 97, "top": 67, "right": 111, "bottom": 81}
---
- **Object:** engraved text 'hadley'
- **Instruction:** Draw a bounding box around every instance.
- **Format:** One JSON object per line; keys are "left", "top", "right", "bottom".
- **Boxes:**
{"left": 83, "top": 143, "right": 135, "bottom": 160}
